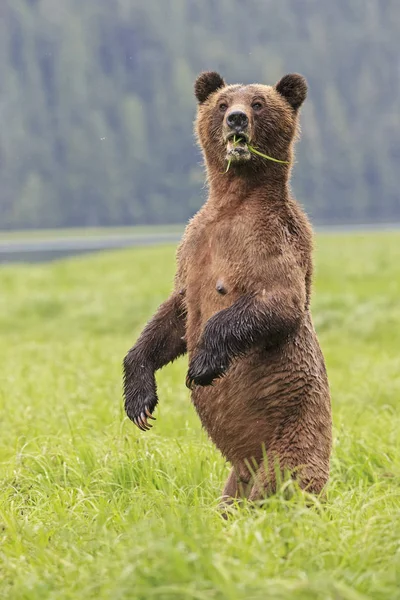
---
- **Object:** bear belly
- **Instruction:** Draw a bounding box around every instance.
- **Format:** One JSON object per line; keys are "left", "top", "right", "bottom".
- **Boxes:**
{"left": 190, "top": 314, "right": 332, "bottom": 471}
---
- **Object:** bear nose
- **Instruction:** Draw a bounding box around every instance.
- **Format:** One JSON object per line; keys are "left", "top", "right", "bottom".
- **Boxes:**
{"left": 226, "top": 110, "right": 249, "bottom": 130}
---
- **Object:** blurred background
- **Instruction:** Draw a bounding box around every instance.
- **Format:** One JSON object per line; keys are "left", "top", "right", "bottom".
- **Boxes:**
{"left": 1, "top": 0, "right": 399, "bottom": 238}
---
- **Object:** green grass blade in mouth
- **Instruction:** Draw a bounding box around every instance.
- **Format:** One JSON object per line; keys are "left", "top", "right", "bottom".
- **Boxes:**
{"left": 222, "top": 159, "right": 232, "bottom": 173}
{"left": 223, "top": 135, "right": 289, "bottom": 171}
{"left": 222, "top": 135, "right": 240, "bottom": 173}
{"left": 247, "top": 145, "right": 289, "bottom": 164}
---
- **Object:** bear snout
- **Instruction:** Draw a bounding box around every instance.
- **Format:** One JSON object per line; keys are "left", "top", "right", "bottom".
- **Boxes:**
{"left": 226, "top": 110, "right": 249, "bottom": 131}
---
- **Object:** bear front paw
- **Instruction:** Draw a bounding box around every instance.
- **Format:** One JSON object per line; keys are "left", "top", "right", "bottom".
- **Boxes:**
{"left": 186, "top": 350, "right": 229, "bottom": 389}
{"left": 125, "top": 392, "right": 157, "bottom": 431}
{"left": 123, "top": 363, "right": 158, "bottom": 431}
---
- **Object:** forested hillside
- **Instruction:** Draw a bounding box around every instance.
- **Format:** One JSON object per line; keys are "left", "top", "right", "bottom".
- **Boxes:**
{"left": 1, "top": 0, "right": 399, "bottom": 229}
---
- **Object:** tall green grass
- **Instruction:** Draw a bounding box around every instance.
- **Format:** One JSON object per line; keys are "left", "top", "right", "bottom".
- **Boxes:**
{"left": 0, "top": 232, "right": 399, "bottom": 599}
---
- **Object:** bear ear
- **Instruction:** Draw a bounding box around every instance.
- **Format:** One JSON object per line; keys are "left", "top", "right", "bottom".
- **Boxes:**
{"left": 275, "top": 74, "right": 308, "bottom": 110}
{"left": 194, "top": 71, "right": 226, "bottom": 103}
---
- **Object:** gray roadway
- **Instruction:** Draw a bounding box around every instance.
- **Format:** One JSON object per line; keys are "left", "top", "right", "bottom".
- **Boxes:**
{"left": 0, "top": 224, "right": 397, "bottom": 264}
{"left": 0, "top": 232, "right": 183, "bottom": 263}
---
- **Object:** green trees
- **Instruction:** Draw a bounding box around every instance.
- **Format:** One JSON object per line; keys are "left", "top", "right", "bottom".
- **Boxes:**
{"left": 1, "top": 0, "right": 399, "bottom": 229}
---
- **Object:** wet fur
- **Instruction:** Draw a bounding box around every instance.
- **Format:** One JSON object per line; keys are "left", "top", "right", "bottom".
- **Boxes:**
{"left": 124, "top": 72, "right": 332, "bottom": 502}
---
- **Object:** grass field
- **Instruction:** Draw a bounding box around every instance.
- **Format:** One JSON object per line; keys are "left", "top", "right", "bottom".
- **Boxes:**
{"left": 1, "top": 232, "right": 400, "bottom": 599}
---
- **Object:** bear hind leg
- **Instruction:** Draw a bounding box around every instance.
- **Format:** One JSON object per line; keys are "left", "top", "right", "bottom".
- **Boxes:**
{"left": 219, "top": 465, "right": 253, "bottom": 510}
{"left": 248, "top": 458, "right": 328, "bottom": 502}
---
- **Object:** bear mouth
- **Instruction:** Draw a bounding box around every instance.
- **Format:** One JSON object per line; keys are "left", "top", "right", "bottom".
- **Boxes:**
{"left": 225, "top": 132, "right": 251, "bottom": 162}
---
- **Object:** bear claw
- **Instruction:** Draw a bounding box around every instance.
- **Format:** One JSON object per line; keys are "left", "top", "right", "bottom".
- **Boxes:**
{"left": 145, "top": 407, "right": 156, "bottom": 420}
{"left": 185, "top": 374, "right": 195, "bottom": 390}
{"left": 132, "top": 405, "right": 156, "bottom": 431}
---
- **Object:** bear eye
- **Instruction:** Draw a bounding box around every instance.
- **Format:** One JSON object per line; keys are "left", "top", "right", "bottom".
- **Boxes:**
{"left": 219, "top": 102, "right": 228, "bottom": 113}
{"left": 251, "top": 101, "right": 263, "bottom": 112}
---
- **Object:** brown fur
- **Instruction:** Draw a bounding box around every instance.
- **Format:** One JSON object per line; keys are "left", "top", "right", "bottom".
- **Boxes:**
{"left": 124, "top": 72, "right": 332, "bottom": 503}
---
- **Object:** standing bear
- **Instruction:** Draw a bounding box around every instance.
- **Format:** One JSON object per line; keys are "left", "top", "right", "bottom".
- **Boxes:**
{"left": 123, "top": 71, "right": 332, "bottom": 503}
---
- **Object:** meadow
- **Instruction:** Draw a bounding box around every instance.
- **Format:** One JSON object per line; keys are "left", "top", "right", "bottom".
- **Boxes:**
{"left": 0, "top": 232, "right": 399, "bottom": 600}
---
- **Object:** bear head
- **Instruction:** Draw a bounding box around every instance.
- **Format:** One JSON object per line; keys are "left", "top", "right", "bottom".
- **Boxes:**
{"left": 194, "top": 71, "right": 307, "bottom": 177}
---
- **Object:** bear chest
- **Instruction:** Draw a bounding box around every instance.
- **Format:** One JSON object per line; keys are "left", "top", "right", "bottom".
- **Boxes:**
{"left": 183, "top": 219, "right": 269, "bottom": 348}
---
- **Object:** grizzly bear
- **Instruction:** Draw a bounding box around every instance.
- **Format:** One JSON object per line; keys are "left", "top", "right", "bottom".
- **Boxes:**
{"left": 123, "top": 71, "right": 332, "bottom": 504}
